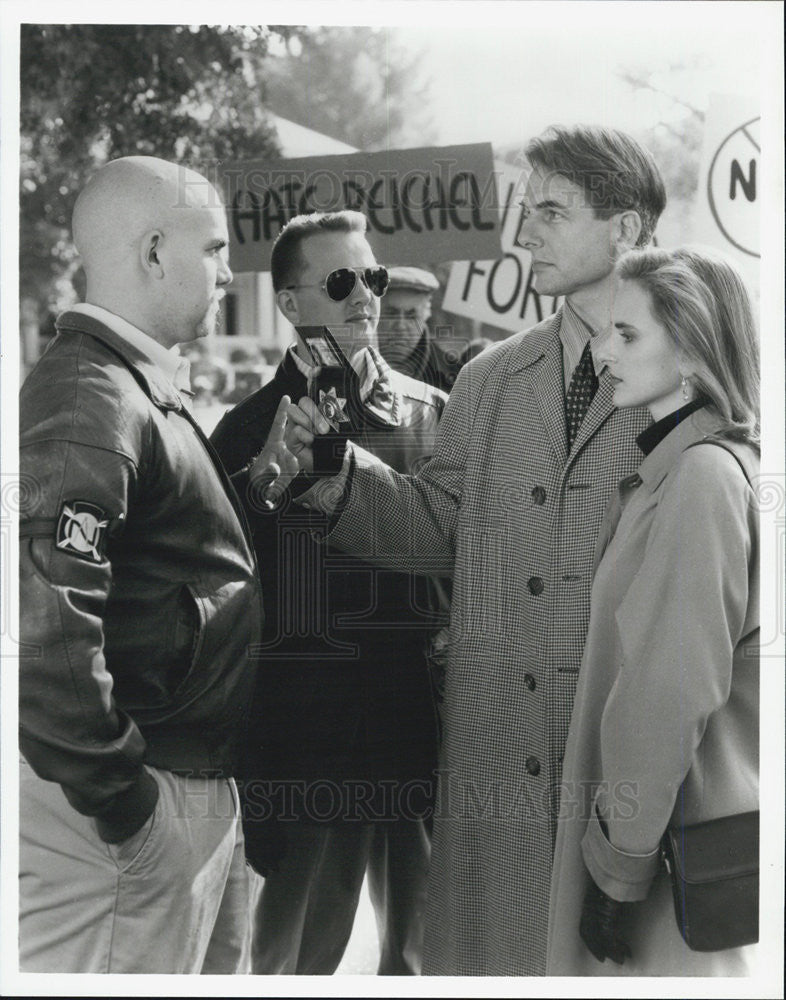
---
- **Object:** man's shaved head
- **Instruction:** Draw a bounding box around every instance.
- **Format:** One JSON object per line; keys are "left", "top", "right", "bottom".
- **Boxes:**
{"left": 73, "top": 156, "right": 220, "bottom": 274}
{"left": 71, "top": 156, "right": 232, "bottom": 347}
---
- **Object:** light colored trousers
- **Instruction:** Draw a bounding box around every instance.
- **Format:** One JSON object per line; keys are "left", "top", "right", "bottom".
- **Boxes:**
{"left": 19, "top": 757, "right": 251, "bottom": 974}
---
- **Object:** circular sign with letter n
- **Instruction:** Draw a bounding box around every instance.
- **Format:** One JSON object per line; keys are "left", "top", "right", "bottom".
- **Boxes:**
{"left": 707, "top": 117, "right": 760, "bottom": 258}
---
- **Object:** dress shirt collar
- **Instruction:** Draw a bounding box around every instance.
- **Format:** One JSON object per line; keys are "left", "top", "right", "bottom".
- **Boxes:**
{"left": 70, "top": 303, "right": 186, "bottom": 387}
{"left": 289, "top": 343, "right": 317, "bottom": 379}
{"left": 289, "top": 340, "right": 372, "bottom": 380}
{"left": 559, "top": 300, "right": 606, "bottom": 390}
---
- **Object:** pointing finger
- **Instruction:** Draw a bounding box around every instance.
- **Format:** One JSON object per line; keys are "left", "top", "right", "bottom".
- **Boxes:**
{"left": 268, "top": 394, "right": 291, "bottom": 443}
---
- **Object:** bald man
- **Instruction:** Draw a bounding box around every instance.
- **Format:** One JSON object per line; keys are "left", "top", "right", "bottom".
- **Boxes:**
{"left": 18, "top": 157, "right": 289, "bottom": 973}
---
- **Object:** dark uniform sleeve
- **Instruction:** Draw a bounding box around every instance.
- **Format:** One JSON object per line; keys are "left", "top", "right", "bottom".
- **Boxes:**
{"left": 211, "top": 393, "right": 286, "bottom": 521}
{"left": 210, "top": 402, "right": 266, "bottom": 475}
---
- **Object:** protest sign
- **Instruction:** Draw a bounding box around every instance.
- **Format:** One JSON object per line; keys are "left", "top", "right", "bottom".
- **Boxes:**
{"left": 693, "top": 94, "right": 759, "bottom": 290}
{"left": 442, "top": 160, "right": 560, "bottom": 332}
{"left": 218, "top": 144, "right": 501, "bottom": 272}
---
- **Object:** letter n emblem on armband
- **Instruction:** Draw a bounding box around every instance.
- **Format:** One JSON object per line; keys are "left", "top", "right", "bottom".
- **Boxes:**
{"left": 56, "top": 501, "right": 110, "bottom": 563}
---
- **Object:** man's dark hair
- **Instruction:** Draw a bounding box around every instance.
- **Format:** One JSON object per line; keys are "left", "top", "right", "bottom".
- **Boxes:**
{"left": 524, "top": 125, "right": 667, "bottom": 246}
{"left": 270, "top": 210, "right": 369, "bottom": 291}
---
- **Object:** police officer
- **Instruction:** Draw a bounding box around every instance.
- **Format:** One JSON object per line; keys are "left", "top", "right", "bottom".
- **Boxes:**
{"left": 211, "top": 212, "right": 447, "bottom": 976}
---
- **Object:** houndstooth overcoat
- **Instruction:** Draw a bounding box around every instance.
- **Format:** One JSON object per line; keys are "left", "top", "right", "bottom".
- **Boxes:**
{"left": 328, "top": 310, "right": 651, "bottom": 975}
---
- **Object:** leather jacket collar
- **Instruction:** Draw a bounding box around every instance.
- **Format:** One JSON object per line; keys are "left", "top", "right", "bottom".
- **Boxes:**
{"left": 56, "top": 310, "right": 182, "bottom": 411}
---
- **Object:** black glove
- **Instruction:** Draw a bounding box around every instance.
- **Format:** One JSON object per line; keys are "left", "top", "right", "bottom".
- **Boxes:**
{"left": 579, "top": 878, "right": 632, "bottom": 965}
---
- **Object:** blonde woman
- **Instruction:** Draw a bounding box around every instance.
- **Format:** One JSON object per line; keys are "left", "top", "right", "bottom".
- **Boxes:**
{"left": 547, "top": 247, "right": 759, "bottom": 976}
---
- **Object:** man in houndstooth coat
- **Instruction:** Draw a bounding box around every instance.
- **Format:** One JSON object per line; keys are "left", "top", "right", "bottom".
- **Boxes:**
{"left": 285, "top": 126, "right": 667, "bottom": 975}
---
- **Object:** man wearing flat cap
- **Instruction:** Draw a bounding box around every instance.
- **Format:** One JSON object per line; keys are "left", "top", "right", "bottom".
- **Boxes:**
{"left": 377, "top": 266, "right": 463, "bottom": 393}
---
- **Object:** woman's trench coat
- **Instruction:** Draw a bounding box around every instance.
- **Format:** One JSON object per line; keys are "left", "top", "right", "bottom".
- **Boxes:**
{"left": 546, "top": 409, "right": 760, "bottom": 976}
{"left": 328, "top": 312, "right": 650, "bottom": 974}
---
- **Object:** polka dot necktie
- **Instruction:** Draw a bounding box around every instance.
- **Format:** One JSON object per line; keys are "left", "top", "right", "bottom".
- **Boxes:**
{"left": 564, "top": 340, "right": 598, "bottom": 449}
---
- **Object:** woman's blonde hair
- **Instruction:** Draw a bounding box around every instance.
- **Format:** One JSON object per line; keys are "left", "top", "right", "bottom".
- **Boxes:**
{"left": 617, "top": 246, "right": 760, "bottom": 446}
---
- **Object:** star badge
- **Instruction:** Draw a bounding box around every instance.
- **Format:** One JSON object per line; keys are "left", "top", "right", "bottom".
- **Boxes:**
{"left": 317, "top": 387, "right": 350, "bottom": 431}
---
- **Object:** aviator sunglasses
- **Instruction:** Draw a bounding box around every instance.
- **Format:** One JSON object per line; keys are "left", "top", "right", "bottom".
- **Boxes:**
{"left": 286, "top": 265, "right": 390, "bottom": 302}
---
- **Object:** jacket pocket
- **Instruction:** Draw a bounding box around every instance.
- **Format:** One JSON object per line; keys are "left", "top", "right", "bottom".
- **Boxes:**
{"left": 167, "top": 583, "right": 206, "bottom": 694}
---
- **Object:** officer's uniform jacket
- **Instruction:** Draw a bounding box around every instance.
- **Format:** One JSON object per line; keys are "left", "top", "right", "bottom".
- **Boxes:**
{"left": 210, "top": 348, "right": 447, "bottom": 869}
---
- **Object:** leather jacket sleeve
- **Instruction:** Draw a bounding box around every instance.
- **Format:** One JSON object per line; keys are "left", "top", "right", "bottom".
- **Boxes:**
{"left": 19, "top": 435, "right": 159, "bottom": 843}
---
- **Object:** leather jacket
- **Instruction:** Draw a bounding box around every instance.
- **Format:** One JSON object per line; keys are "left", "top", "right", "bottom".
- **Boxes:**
{"left": 19, "top": 311, "right": 263, "bottom": 842}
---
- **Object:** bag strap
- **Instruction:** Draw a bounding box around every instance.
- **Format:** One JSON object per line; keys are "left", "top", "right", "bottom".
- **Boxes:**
{"left": 684, "top": 438, "right": 756, "bottom": 489}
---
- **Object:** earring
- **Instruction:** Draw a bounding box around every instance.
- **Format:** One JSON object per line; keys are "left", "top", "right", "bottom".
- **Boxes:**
{"left": 680, "top": 375, "right": 691, "bottom": 402}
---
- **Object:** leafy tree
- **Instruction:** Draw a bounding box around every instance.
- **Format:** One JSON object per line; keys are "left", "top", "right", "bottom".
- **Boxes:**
{"left": 616, "top": 58, "right": 706, "bottom": 203}
{"left": 263, "top": 26, "right": 436, "bottom": 152}
{"left": 20, "top": 24, "right": 286, "bottom": 321}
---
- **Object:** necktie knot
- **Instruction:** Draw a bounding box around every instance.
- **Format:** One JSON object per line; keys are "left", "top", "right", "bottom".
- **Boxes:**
{"left": 565, "top": 340, "right": 598, "bottom": 448}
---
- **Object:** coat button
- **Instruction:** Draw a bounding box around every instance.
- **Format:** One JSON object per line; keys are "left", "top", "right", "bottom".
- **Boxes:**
{"left": 527, "top": 576, "right": 544, "bottom": 596}
{"left": 531, "top": 485, "right": 546, "bottom": 505}
{"left": 523, "top": 673, "right": 537, "bottom": 691}
{"left": 525, "top": 755, "right": 541, "bottom": 776}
